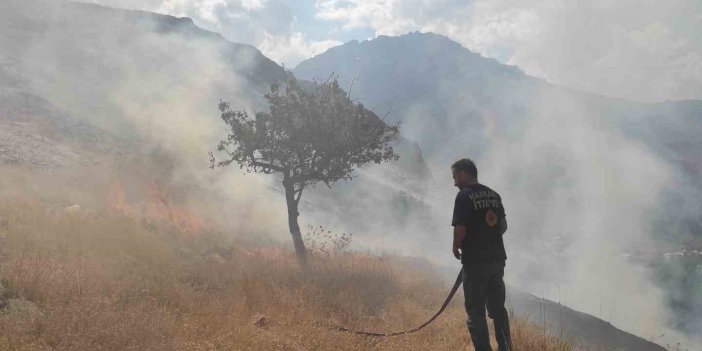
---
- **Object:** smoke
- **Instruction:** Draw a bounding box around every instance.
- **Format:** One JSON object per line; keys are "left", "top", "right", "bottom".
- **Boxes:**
{"left": 392, "top": 85, "right": 698, "bottom": 347}
{"left": 1, "top": 0, "right": 290, "bottom": 242}
{"left": 479, "top": 87, "right": 682, "bottom": 343}
{"left": 426, "top": 90, "right": 697, "bottom": 346}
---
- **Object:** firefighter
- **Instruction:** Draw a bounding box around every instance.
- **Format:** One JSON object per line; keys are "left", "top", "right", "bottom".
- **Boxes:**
{"left": 451, "top": 158, "right": 512, "bottom": 351}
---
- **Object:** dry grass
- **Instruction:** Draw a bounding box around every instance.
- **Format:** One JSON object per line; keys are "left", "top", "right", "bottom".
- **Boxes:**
{"left": 0, "top": 197, "right": 576, "bottom": 350}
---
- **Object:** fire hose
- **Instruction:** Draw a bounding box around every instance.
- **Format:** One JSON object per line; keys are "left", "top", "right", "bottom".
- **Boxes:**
{"left": 330, "top": 268, "right": 463, "bottom": 337}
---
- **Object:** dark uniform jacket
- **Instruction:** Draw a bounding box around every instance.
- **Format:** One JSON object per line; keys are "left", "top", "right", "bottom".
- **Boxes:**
{"left": 451, "top": 183, "right": 507, "bottom": 265}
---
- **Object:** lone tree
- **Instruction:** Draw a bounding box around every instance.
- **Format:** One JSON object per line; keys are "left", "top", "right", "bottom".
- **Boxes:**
{"left": 210, "top": 76, "right": 399, "bottom": 265}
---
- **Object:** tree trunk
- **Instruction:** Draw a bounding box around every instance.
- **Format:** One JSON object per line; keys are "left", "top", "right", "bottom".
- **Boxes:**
{"left": 284, "top": 183, "right": 307, "bottom": 267}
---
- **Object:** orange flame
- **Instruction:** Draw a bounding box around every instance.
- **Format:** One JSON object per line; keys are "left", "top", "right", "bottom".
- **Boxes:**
{"left": 106, "top": 175, "right": 208, "bottom": 234}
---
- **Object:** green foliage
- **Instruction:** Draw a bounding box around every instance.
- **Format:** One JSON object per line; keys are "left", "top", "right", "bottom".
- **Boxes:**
{"left": 211, "top": 76, "right": 400, "bottom": 194}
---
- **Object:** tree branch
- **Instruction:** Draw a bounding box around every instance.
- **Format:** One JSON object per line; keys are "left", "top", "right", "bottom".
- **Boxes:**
{"left": 294, "top": 185, "right": 304, "bottom": 204}
{"left": 248, "top": 152, "right": 286, "bottom": 173}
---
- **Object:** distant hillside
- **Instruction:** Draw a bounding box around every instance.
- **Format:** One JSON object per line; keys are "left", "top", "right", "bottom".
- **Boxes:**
{"left": 295, "top": 32, "right": 540, "bottom": 164}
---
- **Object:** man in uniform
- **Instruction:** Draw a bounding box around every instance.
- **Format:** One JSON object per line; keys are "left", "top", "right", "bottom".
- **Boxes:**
{"left": 451, "top": 158, "right": 511, "bottom": 351}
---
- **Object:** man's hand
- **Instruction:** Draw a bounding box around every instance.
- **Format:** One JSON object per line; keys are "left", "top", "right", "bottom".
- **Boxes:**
{"left": 453, "top": 225, "right": 466, "bottom": 261}
{"left": 452, "top": 245, "right": 462, "bottom": 260}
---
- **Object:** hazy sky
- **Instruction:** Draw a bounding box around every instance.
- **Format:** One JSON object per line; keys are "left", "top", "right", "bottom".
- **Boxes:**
{"left": 84, "top": 0, "right": 702, "bottom": 102}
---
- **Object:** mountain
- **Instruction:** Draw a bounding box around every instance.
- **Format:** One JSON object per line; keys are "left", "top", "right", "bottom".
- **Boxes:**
{"left": 294, "top": 32, "right": 543, "bottom": 165}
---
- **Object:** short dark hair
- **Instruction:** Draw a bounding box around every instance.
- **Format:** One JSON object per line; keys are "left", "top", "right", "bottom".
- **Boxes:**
{"left": 451, "top": 158, "right": 478, "bottom": 179}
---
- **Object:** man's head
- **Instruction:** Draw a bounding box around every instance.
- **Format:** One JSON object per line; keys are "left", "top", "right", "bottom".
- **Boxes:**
{"left": 451, "top": 158, "right": 478, "bottom": 188}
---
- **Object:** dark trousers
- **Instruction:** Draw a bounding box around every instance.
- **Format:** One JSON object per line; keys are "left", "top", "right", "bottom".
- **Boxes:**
{"left": 462, "top": 261, "right": 512, "bottom": 351}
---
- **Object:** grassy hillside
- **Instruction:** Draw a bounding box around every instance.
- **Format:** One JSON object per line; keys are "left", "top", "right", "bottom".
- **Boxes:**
{"left": 0, "top": 169, "right": 575, "bottom": 351}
